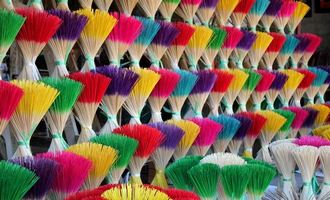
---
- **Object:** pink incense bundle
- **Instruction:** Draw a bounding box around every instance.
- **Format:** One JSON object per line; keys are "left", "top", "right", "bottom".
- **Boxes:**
{"left": 218, "top": 27, "right": 243, "bottom": 69}
{"left": 300, "top": 33, "right": 322, "bottom": 68}
{"left": 208, "top": 69, "right": 234, "bottom": 117}
{"left": 69, "top": 72, "right": 111, "bottom": 143}
{"left": 251, "top": 70, "right": 276, "bottom": 111}
{"left": 231, "top": 0, "right": 256, "bottom": 29}
{"left": 149, "top": 68, "right": 180, "bottom": 123}
{"left": 263, "top": 32, "right": 286, "bottom": 70}
{"left": 292, "top": 69, "right": 316, "bottom": 107}
{"left": 162, "top": 22, "right": 195, "bottom": 70}
{"left": 273, "top": 1, "right": 298, "bottom": 34}
{"left": 105, "top": 12, "right": 143, "bottom": 67}
{"left": 175, "top": 0, "right": 203, "bottom": 24}
{"left": 189, "top": 117, "right": 222, "bottom": 156}
{"left": 283, "top": 106, "right": 309, "bottom": 138}
{"left": 294, "top": 135, "right": 330, "bottom": 148}
{"left": 16, "top": 8, "right": 62, "bottom": 80}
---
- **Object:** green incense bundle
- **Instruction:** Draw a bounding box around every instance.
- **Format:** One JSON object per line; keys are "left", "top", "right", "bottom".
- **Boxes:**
{"left": 238, "top": 69, "right": 261, "bottom": 111}
{"left": 273, "top": 109, "right": 295, "bottom": 139}
{"left": 41, "top": 77, "right": 83, "bottom": 151}
{"left": 90, "top": 134, "right": 138, "bottom": 183}
{"left": 165, "top": 155, "right": 202, "bottom": 190}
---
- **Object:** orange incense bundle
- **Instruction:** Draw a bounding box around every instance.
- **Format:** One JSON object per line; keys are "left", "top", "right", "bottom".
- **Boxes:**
{"left": 68, "top": 72, "right": 111, "bottom": 143}
{"left": 16, "top": 8, "right": 62, "bottom": 80}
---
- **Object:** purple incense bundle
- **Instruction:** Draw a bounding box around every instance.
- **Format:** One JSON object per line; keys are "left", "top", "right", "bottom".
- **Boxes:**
{"left": 265, "top": 71, "right": 289, "bottom": 109}
{"left": 300, "top": 107, "right": 319, "bottom": 136}
{"left": 96, "top": 66, "right": 139, "bottom": 132}
{"left": 228, "top": 115, "right": 252, "bottom": 155}
{"left": 10, "top": 157, "right": 59, "bottom": 199}
{"left": 48, "top": 9, "right": 88, "bottom": 77}
{"left": 260, "top": 0, "right": 283, "bottom": 32}
{"left": 291, "top": 34, "right": 311, "bottom": 68}
{"left": 196, "top": 0, "right": 220, "bottom": 26}
{"left": 146, "top": 21, "right": 180, "bottom": 69}
{"left": 149, "top": 122, "right": 185, "bottom": 188}
{"left": 232, "top": 30, "right": 257, "bottom": 68}
{"left": 188, "top": 70, "right": 217, "bottom": 118}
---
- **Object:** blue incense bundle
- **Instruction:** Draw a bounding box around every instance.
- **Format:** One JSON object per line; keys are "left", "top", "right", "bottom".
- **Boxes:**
{"left": 305, "top": 68, "right": 329, "bottom": 104}
{"left": 277, "top": 35, "right": 300, "bottom": 69}
{"left": 246, "top": 0, "right": 270, "bottom": 32}
{"left": 316, "top": 66, "right": 330, "bottom": 103}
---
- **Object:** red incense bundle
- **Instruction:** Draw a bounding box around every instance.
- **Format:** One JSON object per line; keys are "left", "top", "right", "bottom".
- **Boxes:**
{"left": 262, "top": 32, "right": 286, "bottom": 70}
{"left": 283, "top": 106, "right": 309, "bottom": 138}
{"left": 273, "top": 1, "right": 298, "bottom": 34}
{"left": 300, "top": 33, "right": 322, "bottom": 68}
{"left": 231, "top": 0, "right": 256, "bottom": 29}
{"left": 292, "top": 69, "right": 316, "bottom": 107}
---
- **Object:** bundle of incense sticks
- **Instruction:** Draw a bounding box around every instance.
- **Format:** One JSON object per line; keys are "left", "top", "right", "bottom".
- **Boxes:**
{"left": 231, "top": 0, "right": 256, "bottom": 29}
{"left": 300, "top": 34, "right": 322, "bottom": 68}
{"left": 262, "top": 32, "right": 286, "bottom": 71}
{"left": 159, "top": 0, "right": 181, "bottom": 21}
{"left": 246, "top": 0, "right": 270, "bottom": 32}
{"left": 175, "top": 0, "right": 203, "bottom": 24}
{"left": 231, "top": 30, "right": 256, "bottom": 69}
{"left": 265, "top": 71, "right": 288, "bottom": 109}
{"left": 214, "top": 0, "right": 240, "bottom": 26}
{"left": 290, "top": 34, "right": 311, "bottom": 69}
{"left": 260, "top": 0, "right": 283, "bottom": 32}
{"left": 196, "top": 0, "right": 220, "bottom": 26}
{"left": 114, "top": 0, "right": 139, "bottom": 15}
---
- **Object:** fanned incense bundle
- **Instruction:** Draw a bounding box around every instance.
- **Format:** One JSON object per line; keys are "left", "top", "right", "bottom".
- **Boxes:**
{"left": 128, "top": 17, "right": 160, "bottom": 67}
{"left": 0, "top": 9, "right": 25, "bottom": 70}
{"left": 201, "top": 27, "right": 226, "bottom": 69}
{"left": 67, "top": 143, "right": 118, "bottom": 190}
{"left": 10, "top": 80, "right": 59, "bottom": 157}
{"left": 166, "top": 119, "right": 200, "bottom": 159}
{"left": 290, "top": 34, "right": 311, "bottom": 68}
{"left": 201, "top": 152, "right": 246, "bottom": 167}
{"left": 211, "top": 115, "right": 241, "bottom": 152}
{"left": 41, "top": 77, "right": 83, "bottom": 152}
{"left": 292, "top": 69, "right": 316, "bottom": 106}
{"left": 165, "top": 155, "right": 202, "bottom": 190}
{"left": 188, "top": 70, "right": 217, "bottom": 118}
{"left": 149, "top": 68, "right": 180, "bottom": 123}
{"left": 159, "top": 0, "right": 181, "bottom": 21}
{"left": 306, "top": 104, "right": 330, "bottom": 128}
{"left": 247, "top": 32, "right": 273, "bottom": 70}
{"left": 274, "top": 1, "right": 298, "bottom": 34}
{"left": 69, "top": 72, "right": 111, "bottom": 143}
{"left": 279, "top": 69, "right": 304, "bottom": 107}
{"left": 231, "top": 30, "right": 257, "bottom": 69}
{"left": 102, "top": 184, "right": 171, "bottom": 200}
{"left": 317, "top": 66, "right": 330, "bottom": 103}
{"left": 78, "top": 0, "right": 93, "bottom": 8}
{"left": 184, "top": 25, "right": 213, "bottom": 71}
{"left": 188, "top": 163, "right": 221, "bottom": 199}
{"left": 274, "top": 109, "right": 295, "bottom": 139}
{"left": 10, "top": 157, "right": 58, "bottom": 199}
{"left": 300, "top": 33, "right": 322, "bottom": 68}
{"left": 0, "top": 81, "right": 23, "bottom": 135}
{"left": 162, "top": 22, "right": 195, "bottom": 70}
{"left": 196, "top": 0, "right": 220, "bottom": 26}
{"left": 105, "top": 12, "right": 143, "bottom": 67}
{"left": 237, "top": 69, "right": 261, "bottom": 112}
{"left": 265, "top": 71, "right": 288, "bottom": 109}
{"left": 48, "top": 9, "right": 88, "bottom": 77}
{"left": 175, "top": 0, "right": 203, "bottom": 24}
{"left": 260, "top": 0, "right": 283, "bottom": 32}
{"left": 246, "top": 0, "right": 270, "bottom": 32}
{"left": 313, "top": 125, "right": 330, "bottom": 140}
{"left": 305, "top": 68, "right": 328, "bottom": 104}
{"left": 75, "top": 9, "right": 117, "bottom": 72}
{"left": 256, "top": 110, "right": 286, "bottom": 163}
{"left": 167, "top": 70, "right": 198, "bottom": 119}
{"left": 214, "top": 0, "right": 240, "bottom": 26}
{"left": 113, "top": 124, "right": 164, "bottom": 184}
{"left": 270, "top": 142, "right": 297, "bottom": 199}
{"left": 223, "top": 69, "right": 249, "bottom": 114}
{"left": 277, "top": 35, "right": 300, "bottom": 69}
{"left": 251, "top": 70, "right": 275, "bottom": 110}
{"left": 0, "top": 161, "right": 38, "bottom": 200}
{"left": 16, "top": 8, "right": 62, "bottom": 80}
{"left": 287, "top": 1, "right": 310, "bottom": 34}
{"left": 96, "top": 66, "right": 139, "bottom": 132}
{"left": 294, "top": 135, "right": 330, "bottom": 147}
{"left": 292, "top": 146, "right": 319, "bottom": 200}
{"left": 231, "top": 0, "right": 256, "bottom": 29}
{"left": 90, "top": 134, "right": 138, "bottom": 184}
{"left": 218, "top": 27, "right": 243, "bottom": 69}
{"left": 138, "top": 0, "right": 163, "bottom": 19}
{"left": 263, "top": 32, "right": 286, "bottom": 70}
{"left": 241, "top": 112, "right": 267, "bottom": 158}
{"left": 149, "top": 122, "right": 184, "bottom": 188}
{"left": 319, "top": 146, "right": 330, "bottom": 199}
{"left": 37, "top": 151, "right": 92, "bottom": 199}
{"left": 95, "top": 0, "right": 113, "bottom": 11}
{"left": 146, "top": 21, "right": 180, "bottom": 69}
{"left": 228, "top": 115, "right": 252, "bottom": 155}
{"left": 283, "top": 106, "right": 309, "bottom": 138}
{"left": 123, "top": 67, "right": 160, "bottom": 124}
{"left": 300, "top": 107, "right": 318, "bottom": 136}
{"left": 114, "top": 0, "right": 138, "bottom": 15}
{"left": 189, "top": 118, "right": 222, "bottom": 156}
{"left": 208, "top": 69, "right": 234, "bottom": 117}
